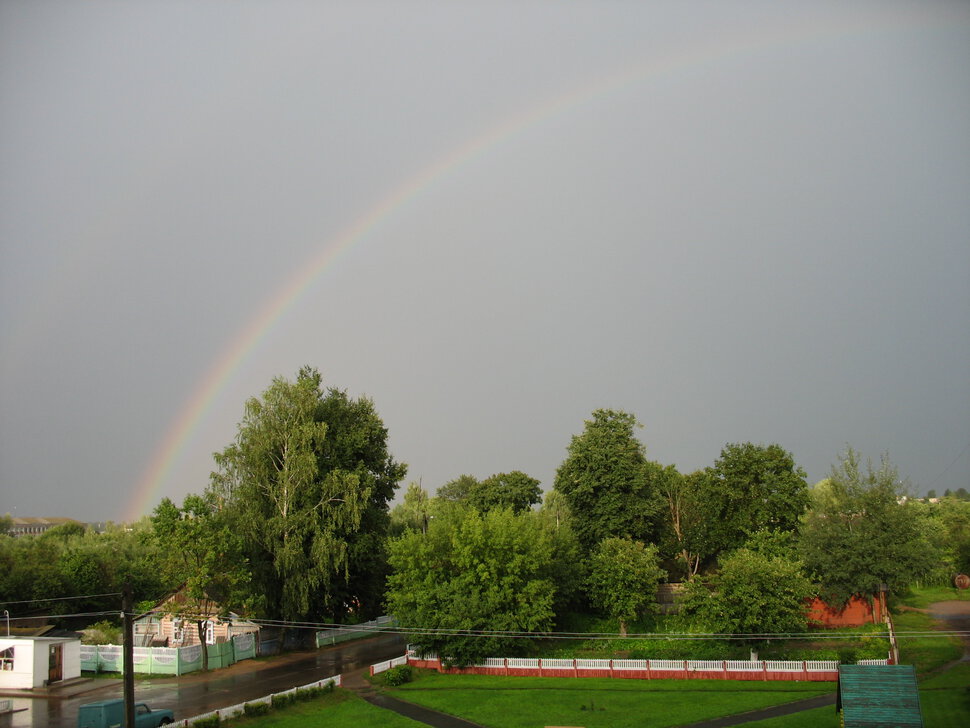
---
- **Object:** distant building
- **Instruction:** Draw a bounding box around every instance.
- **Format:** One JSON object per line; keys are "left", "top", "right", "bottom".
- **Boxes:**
{"left": 7, "top": 517, "right": 82, "bottom": 538}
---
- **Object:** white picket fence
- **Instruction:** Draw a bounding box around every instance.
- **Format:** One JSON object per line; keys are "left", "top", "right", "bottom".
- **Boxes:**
{"left": 173, "top": 674, "right": 341, "bottom": 726}
{"left": 397, "top": 647, "right": 890, "bottom": 681}
{"left": 370, "top": 654, "right": 408, "bottom": 675}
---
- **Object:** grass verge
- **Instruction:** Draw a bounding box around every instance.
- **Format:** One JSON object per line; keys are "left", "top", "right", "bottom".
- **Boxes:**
{"left": 918, "top": 662, "right": 970, "bottom": 726}
{"left": 390, "top": 671, "right": 832, "bottom": 728}
{"left": 892, "top": 610, "right": 963, "bottom": 675}
{"left": 212, "top": 688, "right": 424, "bottom": 727}
{"left": 734, "top": 705, "right": 835, "bottom": 726}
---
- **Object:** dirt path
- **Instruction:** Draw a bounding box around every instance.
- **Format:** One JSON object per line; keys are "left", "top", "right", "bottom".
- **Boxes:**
{"left": 928, "top": 600, "right": 970, "bottom": 661}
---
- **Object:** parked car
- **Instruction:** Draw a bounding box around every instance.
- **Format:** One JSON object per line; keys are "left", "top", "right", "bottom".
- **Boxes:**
{"left": 77, "top": 698, "right": 174, "bottom": 728}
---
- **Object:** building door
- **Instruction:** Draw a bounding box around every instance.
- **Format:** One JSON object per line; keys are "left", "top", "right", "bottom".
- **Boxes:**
{"left": 48, "top": 644, "right": 63, "bottom": 684}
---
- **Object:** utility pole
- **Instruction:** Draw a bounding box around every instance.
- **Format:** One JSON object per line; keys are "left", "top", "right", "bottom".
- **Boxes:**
{"left": 122, "top": 583, "right": 135, "bottom": 728}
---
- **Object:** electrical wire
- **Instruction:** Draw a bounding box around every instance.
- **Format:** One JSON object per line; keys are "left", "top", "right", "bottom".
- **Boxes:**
{"left": 0, "top": 592, "right": 122, "bottom": 607}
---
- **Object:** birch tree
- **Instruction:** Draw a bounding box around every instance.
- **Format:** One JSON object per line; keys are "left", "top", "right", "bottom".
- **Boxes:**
{"left": 211, "top": 368, "right": 375, "bottom": 623}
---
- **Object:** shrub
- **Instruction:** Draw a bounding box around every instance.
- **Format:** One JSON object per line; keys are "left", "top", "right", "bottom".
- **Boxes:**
{"left": 383, "top": 665, "right": 414, "bottom": 686}
{"left": 191, "top": 716, "right": 220, "bottom": 728}
{"left": 83, "top": 620, "right": 122, "bottom": 645}
{"left": 243, "top": 701, "right": 269, "bottom": 716}
{"left": 271, "top": 691, "right": 296, "bottom": 709}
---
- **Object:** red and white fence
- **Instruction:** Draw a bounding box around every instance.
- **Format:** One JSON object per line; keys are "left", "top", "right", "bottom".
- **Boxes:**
{"left": 391, "top": 648, "right": 889, "bottom": 682}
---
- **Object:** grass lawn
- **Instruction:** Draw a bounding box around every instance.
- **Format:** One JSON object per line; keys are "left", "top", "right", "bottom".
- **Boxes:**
{"left": 734, "top": 705, "right": 836, "bottom": 727}
{"left": 390, "top": 671, "right": 832, "bottom": 728}
{"left": 892, "top": 610, "right": 964, "bottom": 675}
{"left": 918, "top": 662, "right": 970, "bottom": 726}
{"left": 208, "top": 689, "right": 424, "bottom": 727}
{"left": 895, "top": 585, "right": 970, "bottom": 610}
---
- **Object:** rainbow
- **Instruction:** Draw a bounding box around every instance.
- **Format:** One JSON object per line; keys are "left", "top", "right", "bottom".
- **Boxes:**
{"left": 124, "top": 7, "right": 944, "bottom": 521}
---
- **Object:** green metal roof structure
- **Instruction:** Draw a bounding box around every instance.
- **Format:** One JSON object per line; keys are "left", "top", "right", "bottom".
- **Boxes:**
{"left": 837, "top": 664, "right": 924, "bottom": 727}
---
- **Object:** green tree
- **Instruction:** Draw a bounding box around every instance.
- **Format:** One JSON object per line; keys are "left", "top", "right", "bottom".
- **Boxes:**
{"left": 315, "top": 386, "right": 407, "bottom": 619}
{"left": 390, "top": 482, "right": 433, "bottom": 535}
{"left": 553, "top": 409, "right": 664, "bottom": 553}
{"left": 468, "top": 471, "right": 541, "bottom": 514}
{"left": 693, "top": 443, "right": 808, "bottom": 562}
{"left": 681, "top": 548, "right": 814, "bottom": 655}
{"left": 799, "top": 447, "right": 939, "bottom": 606}
{"left": 436, "top": 474, "right": 479, "bottom": 503}
{"left": 152, "top": 494, "right": 250, "bottom": 670}
{"left": 659, "top": 468, "right": 709, "bottom": 579}
{"left": 585, "top": 537, "right": 666, "bottom": 636}
{"left": 386, "top": 508, "right": 557, "bottom": 665}
{"left": 211, "top": 368, "right": 402, "bottom": 624}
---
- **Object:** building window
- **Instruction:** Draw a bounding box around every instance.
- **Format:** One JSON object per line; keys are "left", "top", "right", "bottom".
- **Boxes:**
{"left": 204, "top": 620, "right": 215, "bottom": 645}
{"left": 0, "top": 647, "right": 13, "bottom": 670}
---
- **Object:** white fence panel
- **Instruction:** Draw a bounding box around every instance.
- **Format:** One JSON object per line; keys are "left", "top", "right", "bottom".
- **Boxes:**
{"left": 542, "top": 659, "right": 575, "bottom": 669}
{"left": 481, "top": 658, "right": 505, "bottom": 668}
{"left": 766, "top": 661, "right": 803, "bottom": 672}
{"left": 648, "top": 659, "right": 686, "bottom": 671}
{"left": 687, "top": 660, "right": 722, "bottom": 671}
{"left": 506, "top": 658, "right": 539, "bottom": 669}
{"left": 371, "top": 655, "right": 408, "bottom": 675}
{"left": 576, "top": 659, "right": 610, "bottom": 670}
{"left": 612, "top": 659, "right": 648, "bottom": 670}
{"left": 726, "top": 661, "right": 763, "bottom": 671}
{"left": 806, "top": 660, "right": 840, "bottom": 671}
{"left": 856, "top": 659, "right": 889, "bottom": 666}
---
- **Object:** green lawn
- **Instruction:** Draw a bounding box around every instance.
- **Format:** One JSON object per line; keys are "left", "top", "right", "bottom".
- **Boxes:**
{"left": 214, "top": 689, "right": 425, "bottom": 727}
{"left": 390, "top": 671, "right": 832, "bottom": 728}
{"left": 735, "top": 705, "right": 836, "bottom": 727}
{"left": 892, "top": 609, "right": 964, "bottom": 675}
{"left": 895, "top": 585, "right": 970, "bottom": 610}
{"left": 918, "top": 662, "right": 970, "bottom": 726}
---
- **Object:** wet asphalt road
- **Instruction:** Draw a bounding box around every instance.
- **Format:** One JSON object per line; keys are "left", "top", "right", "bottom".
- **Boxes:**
{"left": 2, "top": 633, "right": 406, "bottom": 728}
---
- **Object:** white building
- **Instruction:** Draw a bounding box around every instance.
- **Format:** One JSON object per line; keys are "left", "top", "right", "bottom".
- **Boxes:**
{"left": 0, "top": 637, "right": 81, "bottom": 689}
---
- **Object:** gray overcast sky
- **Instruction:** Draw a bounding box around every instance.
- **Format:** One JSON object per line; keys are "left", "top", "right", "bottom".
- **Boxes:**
{"left": 2, "top": 1, "right": 968, "bottom": 523}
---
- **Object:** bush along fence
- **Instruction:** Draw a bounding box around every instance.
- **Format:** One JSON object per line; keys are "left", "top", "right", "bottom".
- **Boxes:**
{"left": 80, "top": 632, "right": 257, "bottom": 676}
{"left": 315, "top": 615, "right": 397, "bottom": 649}
{"left": 172, "top": 675, "right": 340, "bottom": 727}
{"left": 378, "top": 648, "right": 891, "bottom": 683}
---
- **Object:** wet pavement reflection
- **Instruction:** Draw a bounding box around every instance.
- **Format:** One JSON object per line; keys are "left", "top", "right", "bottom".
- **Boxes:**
{"left": 2, "top": 634, "right": 405, "bottom": 728}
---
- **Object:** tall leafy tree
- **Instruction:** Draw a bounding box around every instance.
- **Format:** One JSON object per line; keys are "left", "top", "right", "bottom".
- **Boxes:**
{"left": 316, "top": 385, "right": 407, "bottom": 618}
{"left": 799, "top": 447, "right": 938, "bottom": 606}
{"left": 468, "top": 471, "right": 542, "bottom": 514}
{"left": 693, "top": 443, "right": 808, "bottom": 561}
{"left": 585, "top": 537, "right": 666, "bottom": 636}
{"left": 658, "top": 468, "right": 709, "bottom": 579}
{"left": 681, "top": 548, "right": 814, "bottom": 655}
{"left": 386, "top": 508, "right": 557, "bottom": 665}
{"left": 553, "top": 409, "right": 665, "bottom": 553}
{"left": 436, "top": 474, "right": 479, "bottom": 503}
{"left": 211, "top": 368, "right": 404, "bottom": 623}
{"left": 151, "top": 494, "right": 250, "bottom": 670}
{"left": 390, "top": 482, "right": 433, "bottom": 535}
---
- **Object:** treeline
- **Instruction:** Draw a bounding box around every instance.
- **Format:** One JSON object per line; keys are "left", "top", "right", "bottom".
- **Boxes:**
{"left": 2, "top": 371, "right": 968, "bottom": 665}
{"left": 386, "top": 408, "right": 970, "bottom": 662}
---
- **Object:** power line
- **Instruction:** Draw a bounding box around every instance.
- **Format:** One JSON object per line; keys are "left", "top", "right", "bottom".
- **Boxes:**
{"left": 0, "top": 592, "right": 122, "bottom": 607}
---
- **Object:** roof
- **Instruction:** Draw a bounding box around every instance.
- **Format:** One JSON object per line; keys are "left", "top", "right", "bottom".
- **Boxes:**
{"left": 838, "top": 664, "right": 924, "bottom": 727}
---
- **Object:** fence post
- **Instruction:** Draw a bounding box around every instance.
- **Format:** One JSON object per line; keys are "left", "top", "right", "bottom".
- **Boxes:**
{"left": 504, "top": 657, "right": 509, "bottom": 676}
{"left": 803, "top": 661, "right": 808, "bottom": 680}
{"left": 762, "top": 660, "right": 767, "bottom": 680}
{"left": 573, "top": 658, "right": 578, "bottom": 677}
{"left": 684, "top": 660, "right": 689, "bottom": 679}
{"left": 609, "top": 658, "right": 614, "bottom": 679}
{"left": 645, "top": 659, "right": 651, "bottom": 680}
{"left": 538, "top": 658, "right": 542, "bottom": 677}
{"left": 723, "top": 660, "right": 727, "bottom": 679}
